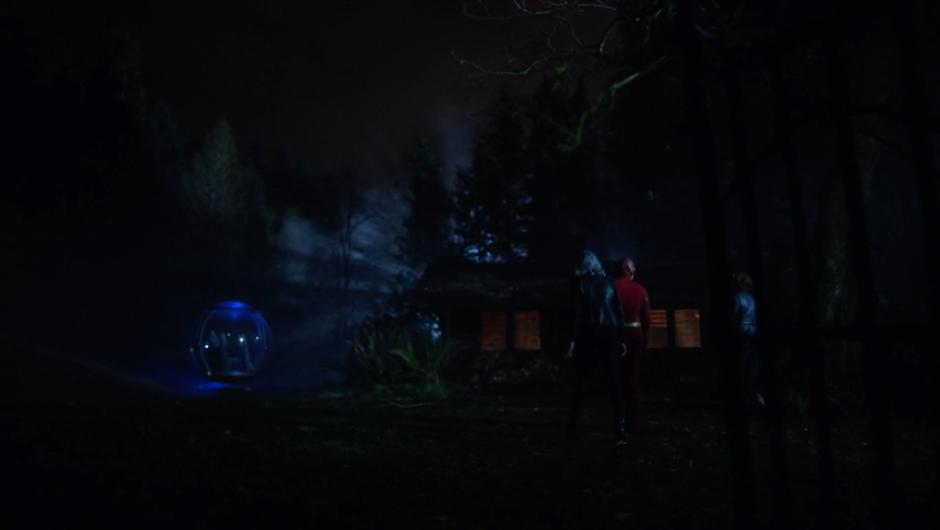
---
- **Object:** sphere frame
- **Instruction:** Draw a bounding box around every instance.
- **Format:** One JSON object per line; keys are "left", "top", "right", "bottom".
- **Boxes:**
{"left": 190, "top": 301, "right": 272, "bottom": 380}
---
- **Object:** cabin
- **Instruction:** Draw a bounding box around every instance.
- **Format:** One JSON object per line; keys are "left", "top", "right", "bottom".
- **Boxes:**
{"left": 413, "top": 258, "right": 711, "bottom": 389}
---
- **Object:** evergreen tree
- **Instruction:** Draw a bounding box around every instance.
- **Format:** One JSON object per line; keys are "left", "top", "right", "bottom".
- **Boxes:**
{"left": 454, "top": 90, "right": 531, "bottom": 262}
{"left": 401, "top": 136, "right": 453, "bottom": 263}
{"left": 181, "top": 119, "right": 272, "bottom": 285}
{"left": 183, "top": 120, "right": 251, "bottom": 223}
{"left": 524, "top": 77, "right": 599, "bottom": 263}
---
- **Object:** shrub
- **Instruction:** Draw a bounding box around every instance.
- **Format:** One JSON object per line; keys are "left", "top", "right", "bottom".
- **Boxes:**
{"left": 350, "top": 319, "right": 456, "bottom": 398}
{"left": 349, "top": 324, "right": 407, "bottom": 387}
{"left": 391, "top": 337, "right": 457, "bottom": 397}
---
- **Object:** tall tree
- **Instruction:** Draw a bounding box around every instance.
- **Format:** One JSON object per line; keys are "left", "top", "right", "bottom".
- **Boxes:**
{"left": 891, "top": 0, "right": 940, "bottom": 504}
{"left": 332, "top": 171, "right": 368, "bottom": 335}
{"left": 524, "top": 77, "right": 600, "bottom": 263}
{"left": 824, "top": 19, "right": 897, "bottom": 526}
{"left": 401, "top": 136, "right": 454, "bottom": 263}
{"left": 454, "top": 90, "right": 532, "bottom": 262}
{"left": 675, "top": 3, "right": 755, "bottom": 527}
{"left": 183, "top": 120, "right": 252, "bottom": 223}
{"left": 767, "top": 48, "right": 828, "bottom": 527}
{"left": 181, "top": 119, "right": 272, "bottom": 287}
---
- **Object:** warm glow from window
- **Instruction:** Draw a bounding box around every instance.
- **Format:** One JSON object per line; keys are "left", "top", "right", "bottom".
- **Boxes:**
{"left": 513, "top": 311, "right": 541, "bottom": 350}
{"left": 647, "top": 309, "right": 669, "bottom": 349}
{"left": 480, "top": 311, "right": 507, "bottom": 351}
{"left": 674, "top": 309, "right": 702, "bottom": 348}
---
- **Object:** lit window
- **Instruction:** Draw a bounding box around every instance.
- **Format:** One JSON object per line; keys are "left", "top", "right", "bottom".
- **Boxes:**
{"left": 480, "top": 311, "right": 507, "bottom": 351}
{"left": 513, "top": 311, "right": 541, "bottom": 351}
{"left": 674, "top": 309, "right": 702, "bottom": 348}
{"left": 647, "top": 309, "right": 669, "bottom": 349}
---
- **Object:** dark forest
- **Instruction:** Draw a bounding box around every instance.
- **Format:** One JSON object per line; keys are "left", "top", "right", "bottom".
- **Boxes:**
{"left": 2, "top": 1, "right": 938, "bottom": 528}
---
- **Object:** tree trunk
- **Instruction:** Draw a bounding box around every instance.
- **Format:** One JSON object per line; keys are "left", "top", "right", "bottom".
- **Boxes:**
{"left": 769, "top": 48, "right": 834, "bottom": 526}
{"left": 892, "top": 0, "right": 940, "bottom": 506}
{"left": 677, "top": 4, "right": 755, "bottom": 528}
{"left": 724, "top": 61, "right": 792, "bottom": 527}
{"left": 715, "top": 55, "right": 791, "bottom": 528}
{"left": 723, "top": 68, "right": 765, "bottom": 302}
{"left": 825, "top": 27, "right": 898, "bottom": 526}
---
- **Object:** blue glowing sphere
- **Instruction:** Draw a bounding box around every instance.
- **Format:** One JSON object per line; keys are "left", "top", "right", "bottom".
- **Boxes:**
{"left": 190, "top": 301, "right": 273, "bottom": 380}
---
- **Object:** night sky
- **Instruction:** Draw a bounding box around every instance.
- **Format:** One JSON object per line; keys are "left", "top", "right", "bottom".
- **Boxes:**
{"left": 13, "top": 0, "right": 533, "bottom": 176}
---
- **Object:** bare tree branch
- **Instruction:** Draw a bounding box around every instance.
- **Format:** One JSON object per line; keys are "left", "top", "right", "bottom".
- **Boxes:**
{"left": 540, "top": 22, "right": 563, "bottom": 52}
{"left": 596, "top": 16, "right": 621, "bottom": 56}
{"left": 557, "top": 14, "right": 586, "bottom": 47}
{"left": 450, "top": 50, "right": 549, "bottom": 76}
{"left": 462, "top": 0, "right": 516, "bottom": 21}
{"left": 501, "top": 0, "right": 620, "bottom": 17}
{"left": 512, "top": 0, "right": 557, "bottom": 16}
{"left": 539, "top": 0, "right": 619, "bottom": 12}
{"left": 457, "top": 0, "right": 627, "bottom": 79}
{"left": 608, "top": 55, "right": 672, "bottom": 97}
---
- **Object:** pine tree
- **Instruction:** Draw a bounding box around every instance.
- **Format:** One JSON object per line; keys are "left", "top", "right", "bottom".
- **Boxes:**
{"left": 524, "top": 77, "right": 599, "bottom": 262}
{"left": 185, "top": 121, "right": 241, "bottom": 219}
{"left": 401, "top": 136, "right": 453, "bottom": 263}
{"left": 180, "top": 119, "right": 272, "bottom": 285}
{"left": 454, "top": 91, "right": 531, "bottom": 262}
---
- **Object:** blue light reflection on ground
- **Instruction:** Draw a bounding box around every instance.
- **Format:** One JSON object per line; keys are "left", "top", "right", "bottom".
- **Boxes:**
{"left": 197, "top": 380, "right": 250, "bottom": 393}
{"left": 123, "top": 364, "right": 253, "bottom": 397}
{"left": 96, "top": 345, "right": 340, "bottom": 398}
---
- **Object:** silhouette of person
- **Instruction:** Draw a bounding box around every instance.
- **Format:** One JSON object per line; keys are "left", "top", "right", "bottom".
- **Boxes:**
{"left": 565, "top": 250, "right": 628, "bottom": 443}
{"left": 733, "top": 272, "right": 763, "bottom": 408}
{"left": 236, "top": 334, "right": 256, "bottom": 375}
{"left": 614, "top": 257, "right": 651, "bottom": 431}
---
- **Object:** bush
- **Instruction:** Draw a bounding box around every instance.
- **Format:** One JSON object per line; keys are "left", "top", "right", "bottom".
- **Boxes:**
{"left": 349, "top": 318, "right": 456, "bottom": 398}
{"left": 391, "top": 336, "right": 457, "bottom": 396}
{"left": 349, "top": 324, "right": 407, "bottom": 387}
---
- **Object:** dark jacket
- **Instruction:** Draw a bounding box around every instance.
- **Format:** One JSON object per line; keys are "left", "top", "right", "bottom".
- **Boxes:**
{"left": 571, "top": 273, "right": 625, "bottom": 343}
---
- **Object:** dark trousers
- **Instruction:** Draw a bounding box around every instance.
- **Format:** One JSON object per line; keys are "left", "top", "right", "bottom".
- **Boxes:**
{"left": 567, "top": 326, "right": 626, "bottom": 435}
{"left": 741, "top": 336, "right": 761, "bottom": 398}
{"left": 622, "top": 327, "right": 644, "bottom": 430}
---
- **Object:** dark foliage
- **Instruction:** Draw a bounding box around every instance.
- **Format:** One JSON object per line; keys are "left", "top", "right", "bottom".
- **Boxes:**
{"left": 400, "top": 137, "right": 454, "bottom": 263}
{"left": 454, "top": 90, "right": 532, "bottom": 262}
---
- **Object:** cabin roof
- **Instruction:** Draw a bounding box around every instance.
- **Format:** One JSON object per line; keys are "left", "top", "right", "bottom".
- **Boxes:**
{"left": 414, "top": 258, "right": 567, "bottom": 308}
{"left": 414, "top": 258, "right": 708, "bottom": 309}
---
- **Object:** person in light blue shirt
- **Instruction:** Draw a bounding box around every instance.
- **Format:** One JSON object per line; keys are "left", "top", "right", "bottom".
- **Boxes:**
{"left": 733, "top": 272, "right": 763, "bottom": 408}
{"left": 734, "top": 274, "right": 758, "bottom": 337}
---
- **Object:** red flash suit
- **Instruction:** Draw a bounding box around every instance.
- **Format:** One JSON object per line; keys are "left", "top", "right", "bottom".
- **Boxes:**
{"left": 614, "top": 258, "right": 650, "bottom": 431}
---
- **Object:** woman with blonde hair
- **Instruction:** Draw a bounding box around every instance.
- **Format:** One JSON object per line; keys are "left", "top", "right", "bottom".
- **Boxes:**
{"left": 565, "top": 250, "right": 628, "bottom": 443}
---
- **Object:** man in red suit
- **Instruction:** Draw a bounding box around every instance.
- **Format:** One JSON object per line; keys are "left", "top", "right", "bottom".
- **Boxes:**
{"left": 614, "top": 257, "right": 651, "bottom": 432}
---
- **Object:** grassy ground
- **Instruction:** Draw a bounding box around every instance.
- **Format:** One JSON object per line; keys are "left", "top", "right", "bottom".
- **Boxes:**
{"left": 2, "top": 342, "right": 934, "bottom": 529}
